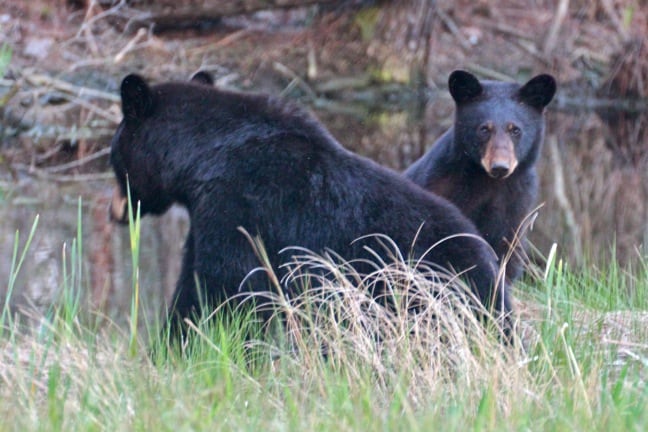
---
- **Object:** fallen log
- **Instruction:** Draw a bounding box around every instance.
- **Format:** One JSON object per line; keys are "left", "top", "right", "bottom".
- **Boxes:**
{"left": 98, "top": 0, "right": 351, "bottom": 33}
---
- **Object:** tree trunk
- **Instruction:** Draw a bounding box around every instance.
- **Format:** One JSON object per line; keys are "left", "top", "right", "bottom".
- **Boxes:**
{"left": 361, "top": 0, "right": 436, "bottom": 167}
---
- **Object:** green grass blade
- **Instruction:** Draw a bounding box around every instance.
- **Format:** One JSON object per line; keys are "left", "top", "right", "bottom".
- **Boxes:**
{"left": 126, "top": 180, "right": 142, "bottom": 357}
{"left": 2, "top": 215, "right": 39, "bottom": 335}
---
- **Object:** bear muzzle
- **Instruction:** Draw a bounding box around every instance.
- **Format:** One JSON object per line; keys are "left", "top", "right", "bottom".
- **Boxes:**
{"left": 481, "top": 140, "right": 518, "bottom": 179}
{"left": 109, "top": 185, "right": 129, "bottom": 224}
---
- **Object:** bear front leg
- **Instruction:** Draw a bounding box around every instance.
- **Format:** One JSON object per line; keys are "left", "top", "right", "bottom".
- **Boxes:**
{"left": 494, "top": 193, "right": 535, "bottom": 283}
{"left": 166, "top": 229, "right": 201, "bottom": 343}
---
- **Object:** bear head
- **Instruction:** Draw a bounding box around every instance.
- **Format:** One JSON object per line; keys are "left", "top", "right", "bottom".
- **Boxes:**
{"left": 449, "top": 70, "right": 556, "bottom": 179}
{"left": 109, "top": 72, "right": 214, "bottom": 223}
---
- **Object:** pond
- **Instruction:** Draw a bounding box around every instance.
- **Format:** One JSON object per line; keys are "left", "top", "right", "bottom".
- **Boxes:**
{"left": 1, "top": 87, "right": 646, "bottom": 327}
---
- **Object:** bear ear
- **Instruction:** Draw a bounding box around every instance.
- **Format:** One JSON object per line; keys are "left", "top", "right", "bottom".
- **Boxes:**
{"left": 448, "top": 70, "right": 483, "bottom": 104}
{"left": 121, "top": 74, "right": 153, "bottom": 120}
{"left": 518, "top": 74, "right": 557, "bottom": 110}
{"left": 190, "top": 71, "right": 214, "bottom": 86}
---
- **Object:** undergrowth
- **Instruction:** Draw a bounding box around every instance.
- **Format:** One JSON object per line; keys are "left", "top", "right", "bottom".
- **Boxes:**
{"left": 0, "top": 206, "right": 646, "bottom": 431}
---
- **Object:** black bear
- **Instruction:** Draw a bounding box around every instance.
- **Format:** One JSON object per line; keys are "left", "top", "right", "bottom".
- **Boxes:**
{"left": 109, "top": 72, "right": 512, "bottom": 340}
{"left": 405, "top": 70, "right": 556, "bottom": 281}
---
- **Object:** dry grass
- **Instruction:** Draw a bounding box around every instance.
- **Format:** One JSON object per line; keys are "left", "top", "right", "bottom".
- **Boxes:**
{"left": 261, "top": 244, "right": 522, "bottom": 402}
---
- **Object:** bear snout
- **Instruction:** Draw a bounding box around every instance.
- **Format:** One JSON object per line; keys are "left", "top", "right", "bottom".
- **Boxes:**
{"left": 481, "top": 139, "right": 518, "bottom": 179}
{"left": 109, "top": 185, "right": 129, "bottom": 224}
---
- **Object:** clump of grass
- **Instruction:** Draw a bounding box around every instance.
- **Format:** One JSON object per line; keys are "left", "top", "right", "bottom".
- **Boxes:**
{"left": 56, "top": 197, "right": 83, "bottom": 329}
{"left": 186, "top": 232, "right": 528, "bottom": 415}
{"left": 280, "top": 248, "right": 512, "bottom": 368}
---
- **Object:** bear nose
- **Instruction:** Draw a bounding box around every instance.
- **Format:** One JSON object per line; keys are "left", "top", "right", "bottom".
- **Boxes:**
{"left": 489, "top": 162, "right": 510, "bottom": 179}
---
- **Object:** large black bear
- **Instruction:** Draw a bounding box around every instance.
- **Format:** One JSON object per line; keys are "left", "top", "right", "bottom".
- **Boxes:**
{"left": 405, "top": 70, "right": 556, "bottom": 281}
{"left": 109, "top": 72, "right": 511, "bottom": 340}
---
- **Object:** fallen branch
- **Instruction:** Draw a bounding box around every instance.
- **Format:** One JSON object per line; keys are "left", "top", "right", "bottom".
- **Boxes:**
{"left": 119, "top": 0, "right": 345, "bottom": 33}
{"left": 23, "top": 72, "right": 120, "bottom": 103}
{"left": 44, "top": 147, "right": 111, "bottom": 174}
{"left": 11, "top": 163, "right": 115, "bottom": 183}
{"left": 553, "top": 94, "right": 648, "bottom": 113}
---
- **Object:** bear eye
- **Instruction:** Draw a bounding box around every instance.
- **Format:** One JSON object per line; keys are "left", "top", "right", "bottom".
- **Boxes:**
{"left": 509, "top": 125, "right": 521, "bottom": 137}
{"left": 477, "top": 124, "right": 491, "bottom": 137}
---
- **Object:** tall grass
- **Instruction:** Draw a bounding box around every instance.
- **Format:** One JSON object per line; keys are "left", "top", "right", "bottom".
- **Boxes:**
{"left": 125, "top": 183, "right": 142, "bottom": 357}
{"left": 0, "top": 43, "right": 11, "bottom": 79}
{"left": 0, "top": 206, "right": 646, "bottom": 431}
{"left": 1, "top": 214, "right": 39, "bottom": 336}
{"left": 57, "top": 198, "right": 83, "bottom": 328}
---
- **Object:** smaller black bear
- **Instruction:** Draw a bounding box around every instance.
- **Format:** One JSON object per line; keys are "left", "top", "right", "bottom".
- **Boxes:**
{"left": 109, "top": 72, "right": 512, "bottom": 342}
{"left": 405, "top": 70, "right": 556, "bottom": 281}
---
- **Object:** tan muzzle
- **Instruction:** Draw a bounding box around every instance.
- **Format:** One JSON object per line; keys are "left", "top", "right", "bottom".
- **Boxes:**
{"left": 109, "top": 185, "right": 128, "bottom": 224}
{"left": 481, "top": 139, "right": 518, "bottom": 179}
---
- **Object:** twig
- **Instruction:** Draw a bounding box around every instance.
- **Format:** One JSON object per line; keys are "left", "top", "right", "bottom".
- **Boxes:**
{"left": 23, "top": 73, "right": 120, "bottom": 103}
{"left": 473, "top": 17, "right": 549, "bottom": 64}
{"left": 474, "top": 18, "right": 535, "bottom": 42}
{"left": 570, "top": 46, "right": 610, "bottom": 67}
{"left": 547, "top": 135, "right": 583, "bottom": 262}
{"left": 602, "top": 338, "right": 648, "bottom": 349}
{"left": 44, "top": 147, "right": 111, "bottom": 173}
{"left": 314, "top": 76, "right": 372, "bottom": 93}
{"left": 511, "top": 39, "right": 550, "bottom": 65}
{"left": 35, "top": 144, "right": 65, "bottom": 164}
{"left": 11, "top": 164, "right": 115, "bottom": 182}
{"left": 68, "top": 95, "right": 122, "bottom": 124}
{"left": 436, "top": 9, "right": 472, "bottom": 51}
{"left": 186, "top": 29, "right": 251, "bottom": 56}
{"left": 307, "top": 36, "right": 317, "bottom": 81}
{"left": 273, "top": 62, "right": 317, "bottom": 100}
{"left": 600, "top": 0, "right": 630, "bottom": 43}
{"left": 75, "top": 0, "right": 130, "bottom": 39}
{"left": 79, "top": 0, "right": 102, "bottom": 57}
{"left": 465, "top": 63, "right": 515, "bottom": 82}
{"left": 311, "top": 98, "right": 368, "bottom": 117}
{"left": 0, "top": 82, "right": 19, "bottom": 106}
{"left": 114, "top": 27, "right": 148, "bottom": 64}
{"left": 543, "top": 0, "right": 569, "bottom": 55}
{"left": 617, "top": 348, "right": 648, "bottom": 367}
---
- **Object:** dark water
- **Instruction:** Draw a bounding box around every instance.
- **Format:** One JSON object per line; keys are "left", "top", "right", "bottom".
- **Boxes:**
{"left": 1, "top": 92, "right": 646, "bottom": 325}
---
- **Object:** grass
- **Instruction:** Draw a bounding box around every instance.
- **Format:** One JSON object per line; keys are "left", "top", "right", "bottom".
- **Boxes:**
{"left": 1, "top": 208, "right": 647, "bottom": 431}
{"left": 0, "top": 42, "right": 11, "bottom": 84}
